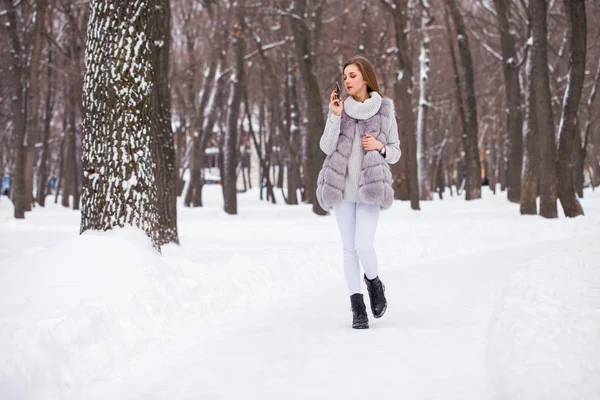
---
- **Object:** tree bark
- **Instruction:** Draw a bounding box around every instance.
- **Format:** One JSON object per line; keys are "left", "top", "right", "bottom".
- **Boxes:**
{"left": 382, "top": 0, "right": 420, "bottom": 209}
{"left": 152, "top": 0, "right": 179, "bottom": 245}
{"left": 68, "top": 84, "right": 80, "bottom": 210}
{"left": 444, "top": 0, "right": 482, "bottom": 200}
{"left": 37, "top": 38, "right": 55, "bottom": 207}
{"left": 183, "top": 12, "right": 225, "bottom": 208}
{"left": 530, "top": 0, "right": 558, "bottom": 218}
{"left": 493, "top": 0, "right": 524, "bottom": 203}
{"left": 289, "top": 0, "right": 326, "bottom": 215}
{"left": 81, "top": 0, "right": 162, "bottom": 249}
{"left": 521, "top": 28, "right": 541, "bottom": 215}
{"left": 557, "top": 0, "right": 586, "bottom": 217}
{"left": 63, "top": 0, "right": 85, "bottom": 211}
{"left": 4, "top": 0, "right": 27, "bottom": 219}
{"left": 62, "top": 84, "right": 76, "bottom": 209}
{"left": 285, "top": 54, "right": 301, "bottom": 205}
{"left": 579, "top": 57, "right": 600, "bottom": 197}
{"left": 417, "top": 2, "right": 432, "bottom": 201}
{"left": 23, "top": 0, "right": 48, "bottom": 211}
{"left": 223, "top": 10, "right": 245, "bottom": 215}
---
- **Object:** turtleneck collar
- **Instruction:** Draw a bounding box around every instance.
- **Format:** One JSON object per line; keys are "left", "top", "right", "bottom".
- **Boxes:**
{"left": 343, "top": 91, "right": 382, "bottom": 120}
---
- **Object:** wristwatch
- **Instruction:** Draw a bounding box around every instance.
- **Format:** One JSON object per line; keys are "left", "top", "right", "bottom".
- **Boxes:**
{"left": 379, "top": 146, "right": 386, "bottom": 157}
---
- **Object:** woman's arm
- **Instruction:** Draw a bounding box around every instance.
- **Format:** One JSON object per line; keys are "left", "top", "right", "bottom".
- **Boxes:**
{"left": 319, "top": 110, "right": 341, "bottom": 155}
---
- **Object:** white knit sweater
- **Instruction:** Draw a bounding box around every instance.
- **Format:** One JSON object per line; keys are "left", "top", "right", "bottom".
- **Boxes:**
{"left": 319, "top": 92, "right": 401, "bottom": 203}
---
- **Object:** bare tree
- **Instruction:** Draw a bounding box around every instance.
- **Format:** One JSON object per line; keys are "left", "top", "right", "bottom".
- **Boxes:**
{"left": 417, "top": 0, "right": 433, "bottom": 201}
{"left": 288, "top": 0, "right": 327, "bottom": 215}
{"left": 37, "top": 23, "right": 56, "bottom": 207}
{"left": 3, "top": 0, "right": 28, "bottom": 218}
{"left": 444, "top": 0, "right": 482, "bottom": 200}
{"left": 380, "top": 0, "right": 420, "bottom": 210}
{"left": 493, "top": 0, "right": 524, "bottom": 203}
{"left": 557, "top": 0, "right": 586, "bottom": 217}
{"left": 23, "top": 0, "right": 48, "bottom": 212}
{"left": 521, "top": 21, "right": 541, "bottom": 215}
{"left": 578, "top": 60, "right": 600, "bottom": 196}
{"left": 3, "top": 0, "right": 599, "bottom": 222}
{"left": 223, "top": 8, "right": 246, "bottom": 215}
{"left": 530, "top": 0, "right": 558, "bottom": 218}
{"left": 152, "top": 0, "right": 179, "bottom": 244}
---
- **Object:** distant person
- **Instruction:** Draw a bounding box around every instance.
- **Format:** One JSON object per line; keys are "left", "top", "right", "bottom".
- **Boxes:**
{"left": 317, "top": 55, "right": 401, "bottom": 329}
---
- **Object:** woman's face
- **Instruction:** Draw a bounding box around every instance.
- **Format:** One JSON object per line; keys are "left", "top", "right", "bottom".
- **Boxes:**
{"left": 343, "top": 64, "right": 367, "bottom": 97}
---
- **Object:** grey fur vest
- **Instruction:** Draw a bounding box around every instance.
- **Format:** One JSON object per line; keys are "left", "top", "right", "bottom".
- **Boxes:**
{"left": 316, "top": 98, "right": 395, "bottom": 211}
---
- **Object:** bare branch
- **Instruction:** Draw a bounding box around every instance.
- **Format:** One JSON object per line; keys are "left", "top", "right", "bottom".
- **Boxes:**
{"left": 217, "top": 39, "right": 288, "bottom": 81}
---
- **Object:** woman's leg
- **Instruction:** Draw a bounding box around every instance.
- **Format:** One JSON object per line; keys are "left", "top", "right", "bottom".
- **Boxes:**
{"left": 333, "top": 201, "right": 361, "bottom": 295}
{"left": 355, "top": 203, "right": 380, "bottom": 280}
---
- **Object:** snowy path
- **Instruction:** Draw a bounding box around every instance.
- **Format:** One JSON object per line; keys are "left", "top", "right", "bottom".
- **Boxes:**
{"left": 136, "top": 257, "right": 502, "bottom": 400}
{"left": 92, "top": 232, "right": 597, "bottom": 400}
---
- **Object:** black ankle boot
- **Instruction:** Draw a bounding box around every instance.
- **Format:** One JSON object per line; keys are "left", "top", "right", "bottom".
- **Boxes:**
{"left": 364, "top": 274, "right": 387, "bottom": 318}
{"left": 350, "top": 293, "right": 369, "bottom": 329}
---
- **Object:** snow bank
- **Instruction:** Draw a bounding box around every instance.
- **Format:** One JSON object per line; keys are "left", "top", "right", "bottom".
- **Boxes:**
{"left": 0, "top": 228, "right": 197, "bottom": 400}
{"left": 486, "top": 242, "right": 600, "bottom": 399}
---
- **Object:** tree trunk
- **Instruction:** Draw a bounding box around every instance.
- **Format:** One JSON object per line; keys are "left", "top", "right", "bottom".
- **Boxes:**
{"left": 417, "top": 3, "right": 432, "bottom": 201}
{"left": 183, "top": 23, "right": 224, "bottom": 208}
{"left": 285, "top": 55, "right": 300, "bottom": 205}
{"left": 23, "top": 0, "right": 48, "bottom": 211}
{"left": 55, "top": 131, "right": 66, "bottom": 204}
{"left": 64, "top": 1, "right": 83, "bottom": 211}
{"left": 579, "top": 57, "right": 600, "bottom": 198}
{"left": 37, "top": 41, "right": 55, "bottom": 207}
{"left": 574, "top": 131, "right": 584, "bottom": 198}
{"left": 530, "top": 0, "right": 558, "bottom": 218}
{"left": 24, "top": 148, "right": 36, "bottom": 209}
{"left": 445, "top": 0, "right": 482, "bottom": 200}
{"left": 493, "top": 0, "right": 524, "bottom": 203}
{"left": 557, "top": 0, "right": 586, "bottom": 217}
{"left": 69, "top": 90, "right": 80, "bottom": 210}
{"left": 223, "top": 10, "right": 245, "bottom": 215}
{"left": 62, "top": 85, "right": 75, "bottom": 209}
{"left": 81, "top": 0, "right": 162, "bottom": 250}
{"left": 4, "top": 0, "right": 27, "bottom": 219}
{"left": 521, "top": 28, "right": 541, "bottom": 215}
{"left": 383, "top": 0, "right": 420, "bottom": 209}
{"left": 289, "top": 0, "right": 326, "bottom": 215}
{"left": 152, "top": 0, "right": 179, "bottom": 245}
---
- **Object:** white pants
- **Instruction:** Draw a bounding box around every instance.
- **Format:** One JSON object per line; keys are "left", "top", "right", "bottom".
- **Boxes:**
{"left": 333, "top": 201, "right": 380, "bottom": 295}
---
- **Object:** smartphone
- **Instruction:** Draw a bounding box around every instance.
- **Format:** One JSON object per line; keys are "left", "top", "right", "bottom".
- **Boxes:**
{"left": 333, "top": 82, "right": 341, "bottom": 106}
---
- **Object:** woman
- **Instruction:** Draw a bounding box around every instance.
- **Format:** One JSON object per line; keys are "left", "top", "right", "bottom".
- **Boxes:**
{"left": 316, "top": 55, "right": 401, "bottom": 329}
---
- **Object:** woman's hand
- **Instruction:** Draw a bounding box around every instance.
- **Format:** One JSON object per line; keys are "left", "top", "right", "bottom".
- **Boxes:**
{"left": 362, "top": 134, "right": 384, "bottom": 152}
{"left": 330, "top": 90, "right": 343, "bottom": 116}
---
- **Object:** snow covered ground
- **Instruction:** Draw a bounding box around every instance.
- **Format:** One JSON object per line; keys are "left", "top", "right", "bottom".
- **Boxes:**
{"left": 1, "top": 187, "right": 599, "bottom": 400}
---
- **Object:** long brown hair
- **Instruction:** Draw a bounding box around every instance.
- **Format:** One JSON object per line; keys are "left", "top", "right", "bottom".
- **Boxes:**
{"left": 343, "top": 55, "right": 382, "bottom": 96}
